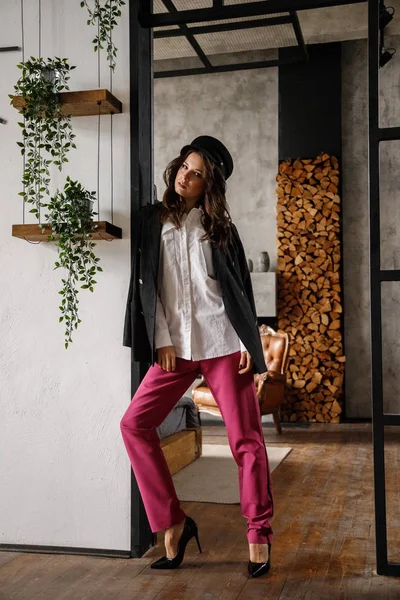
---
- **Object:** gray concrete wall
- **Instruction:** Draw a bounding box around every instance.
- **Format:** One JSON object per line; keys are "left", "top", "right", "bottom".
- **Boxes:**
{"left": 154, "top": 61, "right": 278, "bottom": 272}
{"left": 342, "top": 36, "right": 400, "bottom": 417}
{"left": 341, "top": 39, "right": 371, "bottom": 418}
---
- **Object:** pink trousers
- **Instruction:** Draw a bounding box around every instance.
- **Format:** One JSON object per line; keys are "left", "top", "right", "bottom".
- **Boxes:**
{"left": 120, "top": 350, "right": 274, "bottom": 544}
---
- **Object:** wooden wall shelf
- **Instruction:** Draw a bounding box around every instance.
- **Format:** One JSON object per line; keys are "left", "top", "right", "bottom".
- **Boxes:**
{"left": 12, "top": 89, "right": 122, "bottom": 117}
{"left": 12, "top": 221, "right": 122, "bottom": 241}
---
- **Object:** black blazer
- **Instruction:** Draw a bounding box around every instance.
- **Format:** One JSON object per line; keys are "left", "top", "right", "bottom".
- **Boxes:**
{"left": 123, "top": 201, "right": 267, "bottom": 374}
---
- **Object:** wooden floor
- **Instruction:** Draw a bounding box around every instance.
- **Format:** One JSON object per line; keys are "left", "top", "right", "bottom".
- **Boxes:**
{"left": 1, "top": 423, "right": 400, "bottom": 600}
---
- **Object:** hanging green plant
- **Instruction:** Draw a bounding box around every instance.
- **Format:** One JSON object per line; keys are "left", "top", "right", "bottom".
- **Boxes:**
{"left": 9, "top": 57, "right": 77, "bottom": 222}
{"left": 80, "top": 0, "right": 125, "bottom": 71}
{"left": 44, "top": 177, "right": 103, "bottom": 349}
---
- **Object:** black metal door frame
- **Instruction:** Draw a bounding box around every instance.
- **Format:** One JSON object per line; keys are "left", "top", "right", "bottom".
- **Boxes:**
{"left": 128, "top": 0, "right": 155, "bottom": 558}
{"left": 368, "top": 0, "right": 400, "bottom": 577}
{"left": 130, "top": 1, "right": 400, "bottom": 573}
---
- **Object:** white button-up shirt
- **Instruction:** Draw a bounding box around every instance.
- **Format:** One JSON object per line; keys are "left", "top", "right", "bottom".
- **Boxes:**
{"left": 155, "top": 207, "right": 246, "bottom": 360}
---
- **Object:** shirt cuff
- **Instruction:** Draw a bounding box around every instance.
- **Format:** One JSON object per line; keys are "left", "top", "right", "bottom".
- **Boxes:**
{"left": 239, "top": 339, "right": 247, "bottom": 353}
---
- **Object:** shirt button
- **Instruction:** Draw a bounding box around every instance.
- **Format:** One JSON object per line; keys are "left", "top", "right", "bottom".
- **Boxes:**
{"left": 141, "top": 311, "right": 144, "bottom": 315}
{"left": 241, "top": 291, "right": 244, "bottom": 296}
{"left": 138, "top": 247, "right": 141, "bottom": 253}
{"left": 139, "top": 278, "right": 143, "bottom": 284}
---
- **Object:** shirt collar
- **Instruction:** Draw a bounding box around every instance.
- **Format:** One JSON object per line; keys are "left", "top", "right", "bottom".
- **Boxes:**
{"left": 163, "top": 204, "right": 204, "bottom": 232}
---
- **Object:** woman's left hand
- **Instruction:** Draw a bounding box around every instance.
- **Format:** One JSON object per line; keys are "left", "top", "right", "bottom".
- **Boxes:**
{"left": 238, "top": 351, "right": 253, "bottom": 374}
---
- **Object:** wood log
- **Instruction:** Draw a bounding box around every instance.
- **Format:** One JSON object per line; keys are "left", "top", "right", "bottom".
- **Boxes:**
{"left": 277, "top": 153, "right": 345, "bottom": 423}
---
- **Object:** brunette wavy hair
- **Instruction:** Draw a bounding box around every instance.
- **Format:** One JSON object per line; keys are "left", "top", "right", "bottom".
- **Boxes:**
{"left": 160, "top": 149, "right": 233, "bottom": 251}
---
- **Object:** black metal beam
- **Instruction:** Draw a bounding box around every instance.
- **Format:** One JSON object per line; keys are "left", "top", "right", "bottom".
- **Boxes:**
{"left": 380, "top": 269, "right": 400, "bottom": 281}
{"left": 379, "top": 126, "right": 400, "bottom": 141}
{"left": 161, "top": 0, "right": 212, "bottom": 69}
{"left": 154, "top": 54, "right": 304, "bottom": 79}
{"left": 129, "top": 0, "right": 155, "bottom": 558}
{"left": 367, "top": 0, "right": 400, "bottom": 578}
{"left": 0, "top": 46, "right": 19, "bottom": 52}
{"left": 141, "top": 0, "right": 366, "bottom": 28}
{"left": 384, "top": 564, "right": 400, "bottom": 576}
{"left": 383, "top": 414, "right": 400, "bottom": 426}
{"left": 368, "top": 0, "right": 387, "bottom": 576}
{"left": 289, "top": 11, "right": 308, "bottom": 60}
{"left": 154, "top": 15, "right": 293, "bottom": 38}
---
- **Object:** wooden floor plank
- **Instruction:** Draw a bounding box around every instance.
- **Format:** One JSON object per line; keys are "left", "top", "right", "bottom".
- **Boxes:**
{"left": 81, "top": 559, "right": 150, "bottom": 600}
{"left": 2, "top": 424, "right": 400, "bottom": 600}
{"left": 29, "top": 556, "right": 112, "bottom": 600}
{"left": 0, "top": 553, "right": 55, "bottom": 600}
{"left": 0, "top": 552, "right": 20, "bottom": 569}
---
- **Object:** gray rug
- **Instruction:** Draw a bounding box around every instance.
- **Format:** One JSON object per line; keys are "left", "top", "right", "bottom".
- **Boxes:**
{"left": 172, "top": 444, "right": 292, "bottom": 504}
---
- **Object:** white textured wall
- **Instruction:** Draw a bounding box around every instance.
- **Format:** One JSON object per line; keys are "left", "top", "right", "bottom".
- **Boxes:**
{"left": 1, "top": 0, "right": 132, "bottom": 550}
{"left": 154, "top": 64, "right": 278, "bottom": 272}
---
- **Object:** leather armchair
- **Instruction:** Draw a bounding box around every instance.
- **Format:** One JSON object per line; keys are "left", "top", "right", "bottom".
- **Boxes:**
{"left": 192, "top": 325, "right": 290, "bottom": 434}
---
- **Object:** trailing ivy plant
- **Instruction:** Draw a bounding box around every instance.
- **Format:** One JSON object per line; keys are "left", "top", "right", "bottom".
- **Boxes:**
{"left": 44, "top": 177, "right": 103, "bottom": 349}
{"left": 9, "top": 57, "right": 76, "bottom": 221}
{"left": 80, "top": 0, "right": 125, "bottom": 71}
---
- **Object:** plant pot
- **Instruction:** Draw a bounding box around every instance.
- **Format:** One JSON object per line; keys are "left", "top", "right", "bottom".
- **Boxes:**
{"left": 84, "top": 199, "right": 94, "bottom": 213}
{"left": 41, "top": 68, "right": 57, "bottom": 84}
{"left": 75, "top": 198, "right": 94, "bottom": 214}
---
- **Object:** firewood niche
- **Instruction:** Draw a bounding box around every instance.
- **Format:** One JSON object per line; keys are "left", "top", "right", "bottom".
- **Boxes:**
{"left": 276, "top": 153, "right": 345, "bottom": 424}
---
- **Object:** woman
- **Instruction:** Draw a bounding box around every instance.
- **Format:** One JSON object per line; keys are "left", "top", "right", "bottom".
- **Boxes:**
{"left": 120, "top": 135, "right": 273, "bottom": 578}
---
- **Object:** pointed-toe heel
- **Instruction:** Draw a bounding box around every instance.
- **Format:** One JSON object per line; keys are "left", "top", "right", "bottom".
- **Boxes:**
{"left": 150, "top": 516, "right": 202, "bottom": 570}
{"left": 247, "top": 543, "right": 271, "bottom": 579}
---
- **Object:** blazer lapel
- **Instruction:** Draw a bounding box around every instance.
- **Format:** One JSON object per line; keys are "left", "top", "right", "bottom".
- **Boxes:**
{"left": 144, "top": 202, "right": 162, "bottom": 287}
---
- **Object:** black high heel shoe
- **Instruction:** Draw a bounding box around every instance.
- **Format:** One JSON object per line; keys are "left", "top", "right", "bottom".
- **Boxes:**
{"left": 247, "top": 543, "right": 271, "bottom": 578}
{"left": 150, "top": 515, "right": 202, "bottom": 569}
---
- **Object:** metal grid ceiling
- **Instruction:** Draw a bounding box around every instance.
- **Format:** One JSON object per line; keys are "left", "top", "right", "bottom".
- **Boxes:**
{"left": 193, "top": 24, "right": 296, "bottom": 54}
{"left": 154, "top": 0, "right": 212, "bottom": 11}
{"left": 151, "top": 1, "right": 306, "bottom": 76}
{"left": 154, "top": 23, "right": 296, "bottom": 60}
{"left": 209, "top": 47, "right": 278, "bottom": 66}
{"left": 154, "top": 47, "right": 278, "bottom": 71}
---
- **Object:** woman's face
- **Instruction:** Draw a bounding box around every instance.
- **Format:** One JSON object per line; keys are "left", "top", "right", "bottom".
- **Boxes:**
{"left": 174, "top": 152, "right": 206, "bottom": 201}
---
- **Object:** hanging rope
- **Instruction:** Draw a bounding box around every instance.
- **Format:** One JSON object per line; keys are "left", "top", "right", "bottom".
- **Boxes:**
{"left": 38, "top": 0, "right": 42, "bottom": 223}
{"left": 97, "top": 0, "right": 101, "bottom": 89}
{"left": 38, "top": 0, "right": 42, "bottom": 58}
{"left": 109, "top": 0, "right": 113, "bottom": 94}
{"left": 109, "top": 0, "right": 114, "bottom": 224}
{"left": 99, "top": 233, "right": 113, "bottom": 242}
{"left": 97, "top": 101, "right": 101, "bottom": 220}
{"left": 96, "top": 2, "right": 101, "bottom": 221}
{"left": 24, "top": 237, "right": 42, "bottom": 244}
{"left": 20, "top": 0, "right": 26, "bottom": 225}
{"left": 110, "top": 110, "right": 114, "bottom": 224}
{"left": 20, "top": 0, "right": 25, "bottom": 65}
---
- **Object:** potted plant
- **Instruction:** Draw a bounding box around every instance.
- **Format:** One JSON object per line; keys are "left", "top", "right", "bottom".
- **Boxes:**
{"left": 80, "top": 0, "right": 126, "bottom": 71}
{"left": 44, "top": 177, "right": 103, "bottom": 348}
{"left": 9, "top": 57, "right": 76, "bottom": 221}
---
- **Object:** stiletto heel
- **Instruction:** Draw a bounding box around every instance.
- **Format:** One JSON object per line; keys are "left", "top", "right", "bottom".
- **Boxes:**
{"left": 247, "top": 543, "right": 271, "bottom": 578}
{"left": 194, "top": 532, "right": 202, "bottom": 553}
{"left": 150, "top": 516, "right": 202, "bottom": 569}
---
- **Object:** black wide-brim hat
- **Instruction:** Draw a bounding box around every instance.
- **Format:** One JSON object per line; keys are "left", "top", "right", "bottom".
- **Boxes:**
{"left": 180, "top": 135, "right": 234, "bottom": 180}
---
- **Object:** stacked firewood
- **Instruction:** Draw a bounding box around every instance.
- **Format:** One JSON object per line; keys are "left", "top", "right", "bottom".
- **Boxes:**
{"left": 276, "top": 153, "right": 345, "bottom": 423}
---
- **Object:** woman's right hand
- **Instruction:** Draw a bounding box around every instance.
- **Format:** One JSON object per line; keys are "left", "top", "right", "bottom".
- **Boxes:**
{"left": 157, "top": 345, "right": 176, "bottom": 372}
